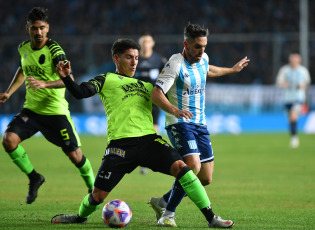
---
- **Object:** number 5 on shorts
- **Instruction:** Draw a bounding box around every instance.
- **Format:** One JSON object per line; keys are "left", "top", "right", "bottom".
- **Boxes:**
{"left": 60, "top": 128, "right": 70, "bottom": 140}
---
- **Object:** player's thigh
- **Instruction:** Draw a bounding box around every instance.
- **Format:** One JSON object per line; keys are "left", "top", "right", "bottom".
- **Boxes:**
{"left": 289, "top": 103, "right": 302, "bottom": 121}
{"left": 141, "top": 134, "right": 183, "bottom": 175}
{"left": 4, "top": 110, "right": 38, "bottom": 144}
{"left": 197, "top": 161, "right": 214, "bottom": 186}
{"left": 39, "top": 114, "right": 81, "bottom": 153}
{"left": 166, "top": 125, "right": 200, "bottom": 159}
{"left": 94, "top": 154, "right": 136, "bottom": 192}
{"left": 196, "top": 130, "right": 214, "bottom": 163}
{"left": 183, "top": 154, "right": 201, "bottom": 173}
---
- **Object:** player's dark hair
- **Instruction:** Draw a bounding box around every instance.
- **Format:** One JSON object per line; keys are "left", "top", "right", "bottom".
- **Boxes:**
{"left": 111, "top": 38, "right": 141, "bottom": 59}
{"left": 184, "top": 22, "right": 209, "bottom": 41}
{"left": 27, "top": 7, "right": 48, "bottom": 24}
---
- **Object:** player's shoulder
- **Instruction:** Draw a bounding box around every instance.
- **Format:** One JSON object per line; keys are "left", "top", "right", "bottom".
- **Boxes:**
{"left": 202, "top": 53, "right": 209, "bottom": 61}
{"left": 45, "top": 39, "right": 65, "bottom": 52}
{"left": 45, "top": 38, "right": 60, "bottom": 47}
{"left": 298, "top": 65, "right": 309, "bottom": 72}
{"left": 167, "top": 53, "right": 184, "bottom": 65}
{"left": 18, "top": 40, "right": 30, "bottom": 50}
{"left": 278, "top": 64, "right": 290, "bottom": 72}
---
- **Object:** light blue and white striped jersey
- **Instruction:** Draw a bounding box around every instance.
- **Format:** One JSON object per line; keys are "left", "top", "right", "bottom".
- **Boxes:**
{"left": 276, "top": 64, "right": 311, "bottom": 103}
{"left": 155, "top": 53, "right": 209, "bottom": 126}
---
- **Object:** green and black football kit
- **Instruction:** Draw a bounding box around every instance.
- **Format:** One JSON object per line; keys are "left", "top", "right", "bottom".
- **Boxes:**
{"left": 60, "top": 72, "right": 214, "bottom": 222}
{"left": 5, "top": 39, "right": 94, "bottom": 193}
{"left": 6, "top": 39, "right": 80, "bottom": 152}
{"left": 61, "top": 72, "right": 182, "bottom": 191}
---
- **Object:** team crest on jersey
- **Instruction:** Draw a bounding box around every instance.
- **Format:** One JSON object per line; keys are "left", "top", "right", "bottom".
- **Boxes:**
{"left": 24, "top": 53, "right": 27, "bottom": 58}
{"left": 39, "top": 54, "right": 45, "bottom": 64}
{"left": 166, "top": 63, "right": 170, "bottom": 68}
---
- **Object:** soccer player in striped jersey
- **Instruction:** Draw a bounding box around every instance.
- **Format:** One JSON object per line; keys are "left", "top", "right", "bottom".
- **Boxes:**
{"left": 0, "top": 7, "right": 94, "bottom": 204}
{"left": 276, "top": 53, "right": 311, "bottom": 148}
{"left": 149, "top": 22, "right": 249, "bottom": 227}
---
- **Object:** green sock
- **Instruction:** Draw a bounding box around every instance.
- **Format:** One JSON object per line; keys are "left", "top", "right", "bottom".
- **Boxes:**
{"left": 77, "top": 158, "right": 95, "bottom": 190}
{"left": 79, "top": 194, "right": 100, "bottom": 218}
{"left": 8, "top": 145, "right": 34, "bottom": 174}
{"left": 178, "top": 170, "right": 211, "bottom": 209}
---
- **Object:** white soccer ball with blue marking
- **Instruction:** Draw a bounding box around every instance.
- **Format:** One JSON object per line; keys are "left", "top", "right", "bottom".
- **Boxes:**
{"left": 102, "top": 199, "right": 132, "bottom": 228}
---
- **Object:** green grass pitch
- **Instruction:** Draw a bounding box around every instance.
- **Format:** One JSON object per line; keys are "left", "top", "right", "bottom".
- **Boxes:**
{"left": 0, "top": 133, "right": 314, "bottom": 229}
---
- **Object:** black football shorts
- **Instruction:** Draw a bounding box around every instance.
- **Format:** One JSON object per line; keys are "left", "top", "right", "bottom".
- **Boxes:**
{"left": 94, "top": 134, "right": 183, "bottom": 192}
{"left": 5, "top": 108, "right": 80, "bottom": 153}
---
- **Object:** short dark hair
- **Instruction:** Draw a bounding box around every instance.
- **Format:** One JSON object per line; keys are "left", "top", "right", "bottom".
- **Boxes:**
{"left": 184, "top": 22, "right": 209, "bottom": 41}
{"left": 27, "top": 7, "right": 48, "bottom": 24}
{"left": 111, "top": 38, "right": 141, "bottom": 59}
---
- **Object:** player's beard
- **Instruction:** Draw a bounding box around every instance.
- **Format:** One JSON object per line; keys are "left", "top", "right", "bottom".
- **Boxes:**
{"left": 186, "top": 48, "right": 202, "bottom": 64}
{"left": 34, "top": 35, "right": 44, "bottom": 43}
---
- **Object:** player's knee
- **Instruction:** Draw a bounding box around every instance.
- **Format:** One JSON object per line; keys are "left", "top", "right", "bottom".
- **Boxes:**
{"left": 170, "top": 160, "right": 187, "bottom": 177}
{"left": 2, "top": 133, "right": 18, "bottom": 152}
{"left": 185, "top": 161, "right": 201, "bottom": 175}
{"left": 66, "top": 148, "right": 83, "bottom": 164}
{"left": 199, "top": 177, "right": 212, "bottom": 186}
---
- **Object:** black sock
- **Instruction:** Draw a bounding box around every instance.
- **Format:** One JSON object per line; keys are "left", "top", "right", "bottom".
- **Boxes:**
{"left": 27, "top": 169, "right": 39, "bottom": 180}
{"left": 201, "top": 206, "right": 215, "bottom": 223}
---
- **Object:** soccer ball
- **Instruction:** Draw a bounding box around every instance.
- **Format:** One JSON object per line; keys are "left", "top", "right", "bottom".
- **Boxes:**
{"left": 102, "top": 199, "right": 132, "bottom": 228}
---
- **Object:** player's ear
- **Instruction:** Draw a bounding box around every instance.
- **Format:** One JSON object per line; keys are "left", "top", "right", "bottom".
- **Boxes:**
{"left": 113, "top": 54, "right": 119, "bottom": 64}
{"left": 47, "top": 23, "right": 50, "bottom": 32}
{"left": 183, "top": 40, "right": 188, "bottom": 49}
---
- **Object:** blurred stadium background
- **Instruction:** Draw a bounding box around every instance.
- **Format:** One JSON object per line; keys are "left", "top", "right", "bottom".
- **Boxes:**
{"left": 1, "top": 0, "right": 315, "bottom": 135}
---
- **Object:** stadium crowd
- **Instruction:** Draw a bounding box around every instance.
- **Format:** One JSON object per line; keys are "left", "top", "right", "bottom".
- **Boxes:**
{"left": 1, "top": 0, "right": 314, "bottom": 113}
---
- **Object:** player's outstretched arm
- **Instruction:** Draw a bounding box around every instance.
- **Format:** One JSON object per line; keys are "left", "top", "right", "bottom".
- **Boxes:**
{"left": 151, "top": 86, "right": 193, "bottom": 120}
{"left": 207, "top": 56, "right": 250, "bottom": 78}
{"left": 0, "top": 67, "right": 25, "bottom": 103}
{"left": 55, "top": 61, "right": 95, "bottom": 99}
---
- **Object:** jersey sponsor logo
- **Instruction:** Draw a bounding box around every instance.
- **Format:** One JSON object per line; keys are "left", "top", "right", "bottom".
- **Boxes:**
{"left": 120, "top": 82, "right": 149, "bottom": 94}
{"left": 183, "top": 85, "right": 205, "bottom": 96}
{"left": 24, "top": 65, "right": 45, "bottom": 77}
{"left": 105, "top": 147, "right": 126, "bottom": 158}
{"left": 188, "top": 140, "right": 197, "bottom": 149}
{"left": 120, "top": 82, "right": 151, "bottom": 101}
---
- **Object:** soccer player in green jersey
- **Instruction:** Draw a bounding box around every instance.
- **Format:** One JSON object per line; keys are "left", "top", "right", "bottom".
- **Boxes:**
{"left": 50, "top": 38, "right": 233, "bottom": 228}
{"left": 0, "top": 7, "right": 94, "bottom": 204}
